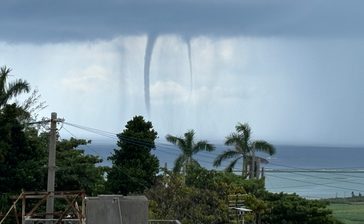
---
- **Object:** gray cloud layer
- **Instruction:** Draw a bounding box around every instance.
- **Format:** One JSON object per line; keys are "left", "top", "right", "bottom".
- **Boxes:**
{"left": 1, "top": 0, "right": 363, "bottom": 42}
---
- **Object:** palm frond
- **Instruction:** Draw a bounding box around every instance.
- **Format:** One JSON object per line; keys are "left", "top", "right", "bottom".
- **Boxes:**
{"left": 253, "top": 140, "right": 276, "bottom": 155}
{"left": 0, "top": 66, "right": 11, "bottom": 94}
{"left": 225, "top": 132, "right": 250, "bottom": 154}
{"left": 166, "top": 134, "right": 187, "bottom": 153}
{"left": 213, "top": 150, "right": 241, "bottom": 167}
{"left": 168, "top": 130, "right": 215, "bottom": 174}
{"left": 190, "top": 158, "right": 201, "bottom": 168}
{"left": 255, "top": 156, "right": 269, "bottom": 164}
{"left": 225, "top": 132, "right": 242, "bottom": 146}
{"left": 7, "top": 79, "right": 30, "bottom": 97}
{"left": 166, "top": 135, "right": 178, "bottom": 144}
{"left": 235, "top": 122, "right": 251, "bottom": 143}
{"left": 0, "top": 77, "right": 30, "bottom": 106}
{"left": 224, "top": 157, "right": 241, "bottom": 172}
{"left": 173, "top": 154, "right": 187, "bottom": 173}
{"left": 192, "top": 140, "right": 215, "bottom": 153}
{"left": 184, "top": 130, "right": 195, "bottom": 151}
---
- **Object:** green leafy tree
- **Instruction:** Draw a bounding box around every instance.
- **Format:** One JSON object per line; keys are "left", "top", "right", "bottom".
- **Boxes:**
{"left": 148, "top": 166, "right": 342, "bottom": 224}
{"left": 107, "top": 115, "right": 159, "bottom": 195}
{"left": 261, "top": 192, "right": 344, "bottom": 224}
{"left": 185, "top": 165, "right": 268, "bottom": 223}
{"left": 55, "top": 137, "right": 106, "bottom": 196}
{"left": 0, "top": 108, "right": 106, "bottom": 196}
{"left": 213, "top": 123, "right": 275, "bottom": 177}
{"left": 147, "top": 171, "right": 230, "bottom": 224}
{"left": 147, "top": 166, "right": 267, "bottom": 224}
{"left": 0, "top": 104, "right": 47, "bottom": 193}
{"left": 0, "top": 66, "right": 30, "bottom": 108}
{"left": 166, "top": 130, "right": 215, "bottom": 174}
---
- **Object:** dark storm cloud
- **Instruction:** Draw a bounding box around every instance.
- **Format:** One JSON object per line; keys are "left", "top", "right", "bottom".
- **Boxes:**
{"left": 1, "top": 0, "right": 364, "bottom": 43}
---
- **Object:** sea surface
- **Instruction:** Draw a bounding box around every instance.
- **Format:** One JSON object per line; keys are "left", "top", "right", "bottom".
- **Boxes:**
{"left": 82, "top": 141, "right": 364, "bottom": 199}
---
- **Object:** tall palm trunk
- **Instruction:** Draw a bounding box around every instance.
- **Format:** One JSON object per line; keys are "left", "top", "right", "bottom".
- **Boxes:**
{"left": 242, "top": 156, "right": 248, "bottom": 177}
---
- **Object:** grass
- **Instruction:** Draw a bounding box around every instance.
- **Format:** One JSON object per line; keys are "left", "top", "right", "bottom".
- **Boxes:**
{"left": 329, "top": 202, "right": 364, "bottom": 224}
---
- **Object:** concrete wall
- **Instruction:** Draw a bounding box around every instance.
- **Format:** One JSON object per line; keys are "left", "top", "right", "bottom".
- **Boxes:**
{"left": 86, "top": 195, "right": 148, "bottom": 224}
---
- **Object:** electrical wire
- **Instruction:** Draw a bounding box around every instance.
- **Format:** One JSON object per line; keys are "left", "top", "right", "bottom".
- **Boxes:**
{"left": 59, "top": 127, "right": 204, "bottom": 223}
{"left": 266, "top": 181, "right": 340, "bottom": 190}
{"left": 266, "top": 172, "right": 364, "bottom": 193}
{"left": 62, "top": 121, "right": 364, "bottom": 192}
{"left": 62, "top": 126, "right": 104, "bottom": 159}
{"left": 267, "top": 162, "right": 364, "bottom": 181}
{"left": 59, "top": 127, "right": 152, "bottom": 189}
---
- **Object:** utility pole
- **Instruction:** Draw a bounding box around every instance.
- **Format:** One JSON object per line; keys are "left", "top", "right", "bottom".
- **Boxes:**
{"left": 26, "top": 112, "right": 64, "bottom": 223}
{"left": 45, "top": 112, "right": 63, "bottom": 222}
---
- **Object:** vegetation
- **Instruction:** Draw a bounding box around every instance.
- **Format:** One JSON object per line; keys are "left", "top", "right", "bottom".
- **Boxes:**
{"left": 166, "top": 130, "right": 214, "bottom": 174}
{"left": 0, "top": 66, "right": 345, "bottom": 224}
{"left": 146, "top": 165, "right": 263, "bottom": 224}
{"left": 329, "top": 203, "right": 364, "bottom": 224}
{"left": 147, "top": 165, "right": 342, "bottom": 224}
{"left": 106, "top": 115, "right": 159, "bottom": 195}
{"left": 0, "top": 106, "right": 106, "bottom": 207}
{"left": 0, "top": 104, "right": 47, "bottom": 193}
{"left": 0, "top": 67, "right": 106, "bottom": 219}
{"left": 55, "top": 137, "right": 106, "bottom": 196}
{"left": 0, "top": 66, "right": 30, "bottom": 108}
{"left": 261, "top": 192, "right": 343, "bottom": 224}
{"left": 214, "top": 123, "right": 276, "bottom": 177}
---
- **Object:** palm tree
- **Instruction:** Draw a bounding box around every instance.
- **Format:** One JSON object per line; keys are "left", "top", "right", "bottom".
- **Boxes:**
{"left": 213, "top": 123, "right": 275, "bottom": 178}
{"left": 166, "top": 130, "right": 215, "bottom": 174}
{"left": 0, "top": 66, "right": 30, "bottom": 108}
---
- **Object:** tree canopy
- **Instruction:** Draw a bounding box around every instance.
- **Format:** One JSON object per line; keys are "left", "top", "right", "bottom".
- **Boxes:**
{"left": 147, "top": 165, "right": 343, "bottom": 224}
{"left": 107, "top": 115, "right": 159, "bottom": 195}
{"left": 0, "top": 68, "right": 106, "bottom": 217}
{"left": 214, "top": 123, "right": 275, "bottom": 178}
{"left": 0, "top": 104, "right": 47, "bottom": 193}
{"left": 166, "top": 130, "right": 215, "bottom": 174}
{"left": 0, "top": 66, "right": 30, "bottom": 108}
{"left": 55, "top": 137, "right": 106, "bottom": 196}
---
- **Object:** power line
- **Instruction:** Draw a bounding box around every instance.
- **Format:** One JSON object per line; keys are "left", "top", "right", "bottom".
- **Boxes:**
{"left": 63, "top": 122, "right": 117, "bottom": 140}
{"left": 266, "top": 181, "right": 340, "bottom": 190}
{"left": 266, "top": 173, "right": 364, "bottom": 193}
{"left": 63, "top": 122, "right": 218, "bottom": 165}
{"left": 63, "top": 122, "right": 200, "bottom": 223}
{"left": 268, "top": 162, "right": 364, "bottom": 181}
{"left": 62, "top": 126, "right": 105, "bottom": 160}
{"left": 62, "top": 121, "right": 364, "bottom": 187}
{"left": 59, "top": 126, "right": 156, "bottom": 191}
{"left": 170, "top": 150, "right": 364, "bottom": 187}
{"left": 155, "top": 147, "right": 218, "bottom": 167}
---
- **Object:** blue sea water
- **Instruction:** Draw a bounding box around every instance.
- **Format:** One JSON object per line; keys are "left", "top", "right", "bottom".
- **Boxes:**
{"left": 83, "top": 141, "right": 364, "bottom": 199}
{"left": 263, "top": 145, "right": 364, "bottom": 199}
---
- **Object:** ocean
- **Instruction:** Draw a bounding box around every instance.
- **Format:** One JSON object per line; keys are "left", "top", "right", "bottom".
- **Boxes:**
{"left": 82, "top": 141, "right": 364, "bottom": 199}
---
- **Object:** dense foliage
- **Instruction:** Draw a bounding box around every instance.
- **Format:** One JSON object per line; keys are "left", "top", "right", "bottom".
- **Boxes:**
{"left": 107, "top": 115, "right": 159, "bottom": 195}
{"left": 0, "top": 104, "right": 47, "bottom": 193}
{"left": 0, "top": 108, "right": 106, "bottom": 195}
{"left": 261, "top": 192, "right": 344, "bottom": 224}
{"left": 55, "top": 137, "right": 106, "bottom": 196}
{"left": 147, "top": 165, "right": 342, "bottom": 224}
{"left": 0, "top": 68, "right": 106, "bottom": 218}
{"left": 147, "top": 165, "right": 267, "bottom": 224}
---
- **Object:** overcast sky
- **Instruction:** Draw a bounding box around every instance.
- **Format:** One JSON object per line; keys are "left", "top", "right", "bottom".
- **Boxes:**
{"left": 1, "top": 0, "right": 364, "bottom": 146}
